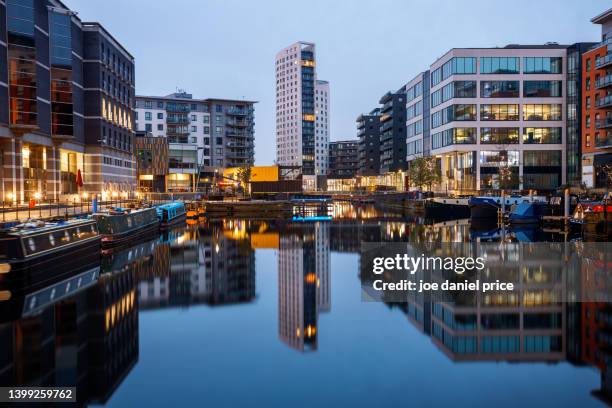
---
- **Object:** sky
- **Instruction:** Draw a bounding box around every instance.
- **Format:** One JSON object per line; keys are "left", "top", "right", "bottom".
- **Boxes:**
{"left": 64, "top": 0, "right": 606, "bottom": 165}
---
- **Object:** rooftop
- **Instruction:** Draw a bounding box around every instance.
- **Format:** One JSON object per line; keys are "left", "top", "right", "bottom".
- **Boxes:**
{"left": 592, "top": 8, "right": 612, "bottom": 24}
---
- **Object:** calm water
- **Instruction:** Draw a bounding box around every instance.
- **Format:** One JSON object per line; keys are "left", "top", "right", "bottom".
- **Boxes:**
{"left": 0, "top": 203, "right": 609, "bottom": 408}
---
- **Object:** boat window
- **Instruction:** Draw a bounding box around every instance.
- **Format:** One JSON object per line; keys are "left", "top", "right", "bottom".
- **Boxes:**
{"left": 27, "top": 238, "right": 36, "bottom": 253}
{"left": 127, "top": 216, "right": 133, "bottom": 228}
{"left": 48, "top": 234, "right": 55, "bottom": 246}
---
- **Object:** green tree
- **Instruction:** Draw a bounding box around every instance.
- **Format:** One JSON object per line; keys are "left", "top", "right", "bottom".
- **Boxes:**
{"left": 408, "top": 157, "right": 441, "bottom": 191}
{"left": 497, "top": 165, "right": 520, "bottom": 190}
{"left": 236, "top": 165, "right": 253, "bottom": 197}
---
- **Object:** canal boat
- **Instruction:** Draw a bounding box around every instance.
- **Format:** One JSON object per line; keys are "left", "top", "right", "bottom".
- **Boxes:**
{"left": 424, "top": 197, "right": 470, "bottom": 219}
{"left": 508, "top": 201, "right": 550, "bottom": 224}
{"left": 569, "top": 200, "right": 612, "bottom": 237}
{"left": 469, "top": 195, "right": 547, "bottom": 220}
{"left": 0, "top": 218, "right": 101, "bottom": 286}
{"left": 156, "top": 202, "right": 187, "bottom": 229}
{"left": 93, "top": 207, "right": 159, "bottom": 248}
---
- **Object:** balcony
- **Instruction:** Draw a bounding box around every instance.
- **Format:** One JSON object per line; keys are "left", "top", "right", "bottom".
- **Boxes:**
{"left": 226, "top": 119, "right": 249, "bottom": 127}
{"left": 227, "top": 107, "right": 252, "bottom": 116}
{"left": 380, "top": 120, "right": 394, "bottom": 132}
{"left": 596, "top": 53, "right": 612, "bottom": 70}
{"left": 595, "top": 75, "right": 612, "bottom": 89}
{"left": 596, "top": 95, "right": 612, "bottom": 109}
{"left": 596, "top": 117, "right": 612, "bottom": 129}
{"left": 595, "top": 134, "right": 612, "bottom": 148}
{"left": 225, "top": 130, "right": 251, "bottom": 138}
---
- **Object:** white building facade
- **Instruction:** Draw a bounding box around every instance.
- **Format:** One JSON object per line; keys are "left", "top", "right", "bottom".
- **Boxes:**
{"left": 428, "top": 46, "right": 567, "bottom": 193}
{"left": 276, "top": 42, "right": 329, "bottom": 190}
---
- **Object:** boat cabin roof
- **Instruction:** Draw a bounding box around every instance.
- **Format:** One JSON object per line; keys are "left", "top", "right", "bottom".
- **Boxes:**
{"left": 1, "top": 218, "right": 96, "bottom": 237}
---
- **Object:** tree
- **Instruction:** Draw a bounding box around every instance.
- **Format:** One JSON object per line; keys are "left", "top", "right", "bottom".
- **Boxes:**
{"left": 408, "top": 157, "right": 441, "bottom": 191}
{"left": 498, "top": 165, "right": 520, "bottom": 190}
{"left": 602, "top": 164, "right": 612, "bottom": 188}
{"left": 236, "top": 165, "right": 253, "bottom": 197}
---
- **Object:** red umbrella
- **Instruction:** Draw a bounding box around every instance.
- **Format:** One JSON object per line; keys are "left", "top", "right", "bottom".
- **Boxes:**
{"left": 76, "top": 169, "right": 84, "bottom": 188}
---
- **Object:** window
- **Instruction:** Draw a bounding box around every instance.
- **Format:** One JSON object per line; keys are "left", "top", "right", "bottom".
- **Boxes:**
{"left": 144, "top": 100, "right": 152, "bottom": 108}
{"left": 157, "top": 112, "right": 163, "bottom": 119}
{"left": 523, "top": 57, "right": 562, "bottom": 74}
{"left": 191, "top": 125, "right": 197, "bottom": 132}
{"left": 479, "top": 150, "right": 519, "bottom": 166}
{"left": 145, "top": 112, "right": 152, "bottom": 120}
{"left": 480, "top": 57, "right": 519, "bottom": 74}
{"left": 190, "top": 137, "right": 197, "bottom": 143}
{"left": 145, "top": 123, "right": 152, "bottom": 132}
{"left": 432, "top": 104, "right": 476, "bottom": 128}
{"left": 203, "top": 137, "right": 210, "bottom": 146}
{"left": 523, "top": 127, "right": 562, "bottom": 144}
{"left": 191, "top": 114, "right": 197, "bottom": 121}
{"left": 480, "top": 105, "right": 519, "bottom": 121}
{"left": 480, "top": 81, "right": 519, "bottom": 98}
{"left": 432, "top": 57, "right": 476, "bottom": 86}
{"left": 523, "top": 81, "right": 562, "bottom": 97}
{"left": 480, "top": 128, "right": 519, "bottom": 144}
{"left": 203, "top": 116, "right": 210, "bottom": 124}
{"left": 432, "top": 128, "right": 476, "bottom": 148}
{"left": 157, "top": 101, "right": 164, "bottom": 108}
{"left": 157, "top": 124, "right": 163, "bottom": 131}
{"left": 215, "top": 126, "right": 222, "bottom": 134}
{"left": 203, "top": 126, "right": 210, "bottom": 134}
{"left": 191, "top": 103, "right": 197, "bottom": 110}
{"left": 216, "top": 137, "right": 223, "bottom": 145}
{"left": 523, "top": 150, "right": 561, "bottom": 166}
{"left": 215, "top": 104, "right": 223, "bottom": 113}
{"left": 522, "top": 104, "right": 562, "bottom": 121}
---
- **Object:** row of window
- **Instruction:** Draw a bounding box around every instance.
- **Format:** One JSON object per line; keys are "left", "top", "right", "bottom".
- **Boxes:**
{"left": 431, "top": 127, "right": 562, "bottom": 148}
{"left": 428, "top": 81, "right": 561, "bottom": 107}
{"left": 431, "top": 104, "right": 562, "bottom": 127}
{"left": 431, "top": 56, "right": 562, "bottom": 86}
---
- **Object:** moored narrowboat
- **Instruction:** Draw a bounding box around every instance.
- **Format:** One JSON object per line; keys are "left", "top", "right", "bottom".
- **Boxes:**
{"left": 156, "top": 202, "right": 187, "bottom": 229}
{"left": 0, "top": 219, "right": 101, "bottom": 286}
{"left": 570, "top": 201, "right": 612, "bottom": 237}
{"left": 93, "top": 207, "right": 159, "bottom": 248}
{"left": 469, "top": 195, "right": 547, "bottom": 220}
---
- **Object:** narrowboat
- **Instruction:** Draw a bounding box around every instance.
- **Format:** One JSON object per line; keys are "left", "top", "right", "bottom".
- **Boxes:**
{"left": 570, "top": 201, "right": 612, "bottom": 237}
{"left": 508, "top": 201, "right": 550, "bottom": 224}
{"left": 93, "top": 207, "right": 159, "bottom": 248}
{"left": 469, "top": 195, "right": 547, "bottom": 220}
{"left": 0, "top": 218, "right": 101, "bottom": 287}
{"left": 424, "top": 197, "right": 470, "bottom": 219}
{"left": 156, "top": 202, "right": 187, "bottom": 229}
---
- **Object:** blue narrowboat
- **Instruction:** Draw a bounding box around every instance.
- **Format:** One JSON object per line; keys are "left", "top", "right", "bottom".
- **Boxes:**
{"left": 469, "top": 195, "right": 547, "bottom": 220}
{"left": 508, "top": 201, "right": 550, "bottom": 224}
{"left": 156, "top": 202, "right": 187, "bottom": 229}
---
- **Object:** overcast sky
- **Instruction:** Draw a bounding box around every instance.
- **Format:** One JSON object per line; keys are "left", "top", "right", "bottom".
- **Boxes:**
{"left": 64, "top": 0, "right": 605, "bottom": 165}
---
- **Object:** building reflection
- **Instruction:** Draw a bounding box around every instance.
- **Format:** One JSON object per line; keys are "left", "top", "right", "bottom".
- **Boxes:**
{"left": 138, "top": 224, "right": 256, "bottom": 309}
{"left": 0, "top": 246, "right": 139, "bottom": 405}
{"left": 278, "top": 223, "right": 330, "bottom": 352}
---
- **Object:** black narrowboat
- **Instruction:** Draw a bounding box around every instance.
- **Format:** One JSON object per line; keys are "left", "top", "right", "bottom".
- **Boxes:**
{"left": 0, "top": 219, "right": 101, "bottom": 287}
{"left": 93, "top": 207, "right": 159, "bottom": 248}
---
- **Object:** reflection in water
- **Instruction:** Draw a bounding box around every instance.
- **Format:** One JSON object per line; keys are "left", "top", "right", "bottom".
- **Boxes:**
{"left": 278, "top": 223, "right": 330, "bottom": 352}
{"left": 0, "top": 259, "right": 138, "bottom": 405}
{"left": 0, "top": 203, "right": 610, "bottom": 406}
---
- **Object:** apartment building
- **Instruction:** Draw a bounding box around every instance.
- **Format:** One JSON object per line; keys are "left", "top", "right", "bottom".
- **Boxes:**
{"left": 379, "top": 91, "right": 407, "bottom": 173}
{"left": 135, "top": 92, "right": 255, "bottom": 191}
{"left": 582, "top": 9, "right": 612, "bottom": 188}
{"left": 276, "top": 42, "right": 330, "bottom": 190}
{"left": 1, "top": 0, "right": 135, "bottom": 203}
{"left": 356, "top": 109, "right": 381, "bottom": 176}
{"left": 328, "top": 140, "right": 359, "bottom": 179}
